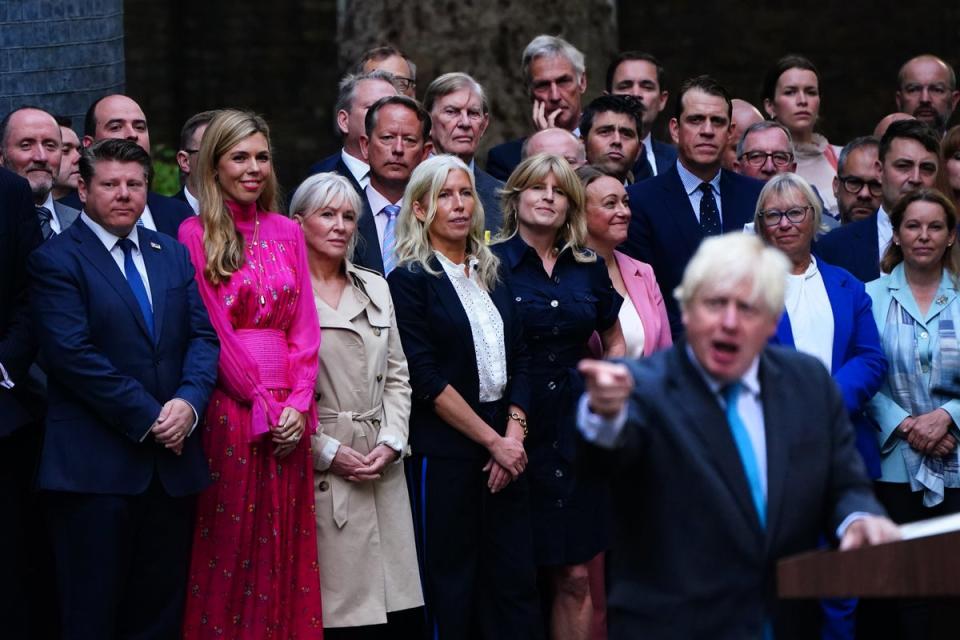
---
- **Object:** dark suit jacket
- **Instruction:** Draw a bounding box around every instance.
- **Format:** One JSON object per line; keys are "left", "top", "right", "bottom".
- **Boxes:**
{"left": 306, "top": 150, "right": 364, "bottom": 195}
{"left": 632, "top": 139, "right": 678, "bottom": 182}
{"left": 474, "top": 167, "right": 504, "bottom": 234}
{"left": 58, "top": 190, "right": 192, "bottom": 239}
{"left": 770, "top": 261, "right": 887, "bottom": 477}
{"left": 352, "top": 196, "right": 383, "bottom": 274}
{"left": 28, "top": 219, "right": 219, "bottom": 496}
{"left": 814, "top": 212, "right": 880, "bottom": 283}
{"left": 485, "top": 137, "right": 525, "bottom": 182}
{"left": 388, "top": 257, "right": 530, "bottom": 459}
{"left": 0, "top": 168, "right": 43, "bottom": 434}
{"left": 580, "top": 344, "right": 883, "bottom": 640}
{"left": 622, "top": 166, "right": 764, "bottom": 337}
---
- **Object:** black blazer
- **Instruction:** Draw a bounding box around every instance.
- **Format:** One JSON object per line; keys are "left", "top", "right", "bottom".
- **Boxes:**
{"left": 622, "top": 166, "right": 764, "bottom": 337}
{"left": 306, "top": 150, "right": 363, "bottom": 195}
{"left": 58, "top": 190, "right": 192, "bottom": 239}
{"left": 484, "top": 137, "right": 525, "bottom": 182}
{"left": 28, "top": 220, "right": 219, "bottom": 496}
{"left": 579, "top": 344, "right": 884, "bottom": 640}
{"left": 631, "top": 139, "right": 678, "bottom": 182}
{"left": 388, "top": 257, "right": 531, "bottom": 459}
{"left": 814, "top": 212, "right": 881, "bottom": 283}
{"left": 474, "top": 167, "right": 504, "bottom": 234}
{"left": 0, "top": 167, "right": 43, "bottom": 434}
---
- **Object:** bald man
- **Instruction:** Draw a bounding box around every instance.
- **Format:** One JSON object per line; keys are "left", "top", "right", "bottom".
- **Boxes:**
{"left": 722, "top": 99, "right": 765, "bottom": 170}
{"left": 521, "top": 127, "right": 586, "bottom": 168}
{"left": 895, "top": 55, "right": 960, "bottom": 134}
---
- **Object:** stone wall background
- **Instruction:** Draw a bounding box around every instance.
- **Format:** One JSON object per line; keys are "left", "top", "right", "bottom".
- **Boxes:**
{"left": 113, "top": 2, "right": 960, "bottom": 192}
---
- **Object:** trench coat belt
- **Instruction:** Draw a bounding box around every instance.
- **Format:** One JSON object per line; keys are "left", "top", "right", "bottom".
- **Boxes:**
{"left": 316, "top": 405, "right": 384, "bottom": 528}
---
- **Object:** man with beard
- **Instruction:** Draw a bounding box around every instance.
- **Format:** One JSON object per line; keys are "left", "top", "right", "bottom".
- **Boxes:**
{"left": 832, "top": 137, "right": 883, "bottom": 225}
{"left": 581, "top": 94, "right": 642, "bottom": 184}
{"left": 0, "top": 107, "right": 79, "bottom": 239}
{"left": 895, "top": 55, "right": 959, "bottom": 135}
{"left": 354, "top": 95, "right": 431, "bottom": 274}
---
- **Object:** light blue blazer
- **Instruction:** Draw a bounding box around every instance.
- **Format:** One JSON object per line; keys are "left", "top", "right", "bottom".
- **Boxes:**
{"left": 866, "top": 265, "right": 960, "bottom": 483}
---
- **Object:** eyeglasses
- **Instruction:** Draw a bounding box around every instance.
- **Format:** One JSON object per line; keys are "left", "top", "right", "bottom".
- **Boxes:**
{"left": 760, "top": 205, "right": 811, "bottom": 227}
{"left": 837, "top": 175, "right": 883, "bottom": 196}
{"left": 392, "top": 76, "right": 416, "bottom": 92}
{"left": 740, "top": 150, "right": 794, "bottom": 168}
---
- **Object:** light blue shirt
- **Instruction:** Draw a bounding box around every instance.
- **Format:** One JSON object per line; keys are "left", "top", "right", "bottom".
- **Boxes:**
{"left": 676, "top": 160, "right": 723, "bottom": 224}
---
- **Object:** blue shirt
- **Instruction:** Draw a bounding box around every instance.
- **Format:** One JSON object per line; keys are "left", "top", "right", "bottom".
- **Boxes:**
{"left": 676, "top": 160, "right": 723, "bottom": 224}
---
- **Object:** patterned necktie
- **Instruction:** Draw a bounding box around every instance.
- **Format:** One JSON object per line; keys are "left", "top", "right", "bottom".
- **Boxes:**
{"left": 634, "top": 143, "right": 654, "bottom": 181}
{"left": 116, "top": 238, "right": 154, "bottom": 339}
{"left": 381, "top": 204, "right": 401, "bottom": 275}
{"left": 36, "top": 206, "right": 54, "bottom": 240}
{"left": 723, "top": 382, "right": 765, "bottom": 528}
{"left": 699, "top": 183, "right": 721, "bottom": 236}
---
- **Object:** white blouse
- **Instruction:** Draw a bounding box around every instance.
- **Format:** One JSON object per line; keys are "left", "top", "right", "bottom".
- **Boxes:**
{"left": 784, "top": 256, "right": 834, "bottom": 372}
{"left": 618, "top": 295, "right": 646, "bottom": 359}
{"left": 435, "top": 252, "right": 508, "bottom": 402}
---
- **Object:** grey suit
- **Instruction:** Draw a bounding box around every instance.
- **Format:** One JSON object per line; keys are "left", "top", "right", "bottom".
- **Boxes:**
{"left": 52, "top": 201, "right": 80, "bottom": 234}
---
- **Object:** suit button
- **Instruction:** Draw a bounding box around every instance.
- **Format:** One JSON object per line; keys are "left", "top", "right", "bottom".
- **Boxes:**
{"left": 550, "top": 299, "right": 559, "bottom": 308}
{"left": 376, "top": 374, "right": 383, "bottom": 382}
{"left": 555, "top": 499, "right": 564, "bottom": 507}
{"left": 552, "top": 440, "right": 559, "bottom": 449}
{"left": 552, "top": 326, "right": 560, "bottom": 335}
{"left": 318, "top": 481, "right": 329, "bottom": 492}
{"left": 554, "top": 468, "right": 563, "bottom": 478}
{"left": 314, "top": 392, "right": 322, "bottom": 401}
{"left": 547, "top": 381, "right": 557, "bottom": 391}
{"left": 515, "top": 296, "right": 522, "bottom": 302}
{"left": 373, "top": 327, "right": 381, "bottom": 336}
{"left": 548, "top": 353, "right": 556, "bottom": 362}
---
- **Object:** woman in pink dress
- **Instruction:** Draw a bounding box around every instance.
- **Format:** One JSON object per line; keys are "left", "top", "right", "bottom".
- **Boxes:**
{"left": 179, "top": 110, "right": 324, "bottom": 638}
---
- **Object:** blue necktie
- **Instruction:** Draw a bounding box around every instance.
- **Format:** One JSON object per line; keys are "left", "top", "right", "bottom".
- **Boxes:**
{"left": 699, "top": 182, "right": 721, "bottom": 236}
{"left": 117, "top": 238, "right": 154, "bottom": 339}
{"left": 723, "top": 382, "right": 765, "bottom": 528}
{"left": 381, "top": 204, "right": 401, "bottom": 275}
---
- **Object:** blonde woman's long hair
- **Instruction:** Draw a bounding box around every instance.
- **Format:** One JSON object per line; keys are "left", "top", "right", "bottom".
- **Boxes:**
{"left": 495, "top": 153, "right": 595, "bottom": 263}
{"left": 197, "top": 109, "right": 280, "bottom": 284}
{"left": 393, "top": 154, "right": 501, "bottom": 290}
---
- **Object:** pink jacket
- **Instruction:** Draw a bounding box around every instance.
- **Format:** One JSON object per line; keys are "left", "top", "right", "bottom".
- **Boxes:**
{"left": 589, "top": 251, "right": 672, "bottom": 358}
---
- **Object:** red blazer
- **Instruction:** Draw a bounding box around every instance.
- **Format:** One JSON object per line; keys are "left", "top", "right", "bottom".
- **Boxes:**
{"left": 589, "top": 251, "right": 672, "bottom": 358}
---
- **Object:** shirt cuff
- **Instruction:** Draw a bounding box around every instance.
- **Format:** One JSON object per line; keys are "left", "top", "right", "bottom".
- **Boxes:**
{"left": 576, "top": 394, "right": 628, "bottom": 449}
{"left": 138, "top": 399, "right": 200, "bottom": 443}
{"left": 836, "top": 512, "right": 872, "bottom": 539}
{"left": 0, "top": 361, "right": 14, "bottom": 390}
{"left": 315, "top": 436, "right": 342, "bottom": 472}
{"left": 376, "top": 433, "right": 408, "bottom": 464}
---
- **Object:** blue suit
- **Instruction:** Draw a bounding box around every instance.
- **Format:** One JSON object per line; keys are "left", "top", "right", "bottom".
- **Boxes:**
{"left": 29, "top": 217, "right": 219, "bottom": 639}
{"left": 306, "top": 150, "right": 364, "bottom": 195}
{"left": 770, "top": 261, "right": 887, "bottom": 478}
{"left": 632, "top": 139, "right": 678, "bottom": 182}
{"left": 622, "top": 165, "right": 764, "bottom": 337}
{"left": 814, "top": 213, "right": 880, "bottom": 283}
{"left": 58, "top": 190, "right": 192, "bottom": 239}
{"left": 484, "top": 137, "right": 525, "bottom": 181}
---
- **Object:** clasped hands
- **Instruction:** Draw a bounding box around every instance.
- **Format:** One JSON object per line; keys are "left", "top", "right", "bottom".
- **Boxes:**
{"left": 484, "top": 418, "right": 528, "bottom": 494}
{"left": 272, "top": 406, "right": 306, "bottom": 459}
{"left": 150, "top": 398, "right": 195, "bottom": 455}
{"left": 898, "top": 408, "right": 957, "bottom": 458}
{"left": 330, "top": 443, "right": 400, "bottom": 482}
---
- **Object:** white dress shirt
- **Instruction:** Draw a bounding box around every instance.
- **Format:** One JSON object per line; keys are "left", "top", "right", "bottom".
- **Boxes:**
{"left": 783, "top": 256, "right": 834, "bottom": 372}
{"left": 364, "top": 184, "right": 402, "bottom": 251}
{"left": 184, "top": 185, "right": 200, "bottom": 215}
{"left": 82, "top": 213, "right": 153, "bottom": 305}
{"left": 642, "top": 132, "right": 658, "bottom": 177}
{"left": 435, "top": 252, "right": 507, "bottom": 402}
{"left": 675, "top": 160, "right": 723, "bottom": 224}
{"left": 877, "top": 205, "right": 892, "bottom": 267}
{"left": 341, "top": 148, "right": 371, "bottom": 190}
{"left": 41, "top": 193, "right": 63, "bottom": 234}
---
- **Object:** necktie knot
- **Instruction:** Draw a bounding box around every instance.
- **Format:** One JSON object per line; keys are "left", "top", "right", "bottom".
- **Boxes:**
{"left": 36, "top": 206, "right": 52, "bottom": 221}
{"left": 116, "top": 237, "right": 136, "bottom": 256}
{"left": 699, "top": 182, "right": 713, "bottom": 196}
{"left": 383, "top": 204, "right": 401, "bottom": 220}
{"left": 722, "top": 381, "right": 741, "bottom": 406}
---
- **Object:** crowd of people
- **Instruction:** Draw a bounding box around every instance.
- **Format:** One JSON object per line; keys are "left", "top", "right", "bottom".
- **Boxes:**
{"left": 1, "top": 33, "right": 959, "bottom": 640}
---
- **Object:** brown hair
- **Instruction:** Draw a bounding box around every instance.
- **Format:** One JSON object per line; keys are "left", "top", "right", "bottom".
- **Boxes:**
{"left": 881, "top": 187, "right": 960, "bottom": 276}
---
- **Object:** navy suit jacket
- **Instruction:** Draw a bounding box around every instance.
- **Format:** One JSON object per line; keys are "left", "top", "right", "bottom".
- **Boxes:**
{"left": 306, "top": 151, "right": 364, "bottom": 195}
{"left": 28, "top": 219, "right": 219, "bottom": 496}
{"left": 485, "top": 137, "right": 525, "bottom": 182}
{"left": 0, "top": 167, "right": 43, "bottom": 434}
{"left": 814, "top": 212, "right": 880, "bottom": 283}
{"left": 632, "top": 139, "right": 678, "bottom": 182}
{"left": 388, "top": 257, "right": 530, "bottom": 459}
{"left": 474, "top": 167, "right": 504, "bottom": 234}
{"left": 59, "top": 190, "right": 192, "bottom": 239}
{"left": 352, "top": 196, "right": 384, "bottom": 274}
{"left": 770, "top": 261, "right": 887, "bottom": 477}
{"left": 579, "top": 344, "right": 883, "bottom": 639}
{"left": 622, "top": 165, "right": 764, "bottom": 337}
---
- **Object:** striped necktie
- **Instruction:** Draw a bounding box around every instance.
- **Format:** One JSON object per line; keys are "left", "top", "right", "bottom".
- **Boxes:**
{"left": 36, "top": 206, "right": 54, "bottom": 240}
{"left": 381, "top": 204, "right": 401, "bottom": 275}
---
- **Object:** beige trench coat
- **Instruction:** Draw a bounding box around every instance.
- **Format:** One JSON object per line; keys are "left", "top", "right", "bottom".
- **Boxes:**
{"left": 311, "top": 262, "right": 422, "bottom": 628}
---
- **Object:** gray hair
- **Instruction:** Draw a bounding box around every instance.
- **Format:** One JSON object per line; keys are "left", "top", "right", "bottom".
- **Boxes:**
{"left": 332, "top": 70, "right": 400, "bottom": 138}
{"left": 522, "top": 35, "right": 586, "bottom": 86}
{"left": 675, "top": 233, "right": 788, "bottom": 318}
{"left": 423, "top": 72, "right": 490, "bottom": 115}
{"left": 836, "top": 135, "right": 879, "bottom": 174}
{"left": 736, "top": 120, "right": 795, "bottom": 159}
{"left": 290, "top": 172, "right": 364, "bottom": 258}
{"left": 752, "top": 172, "right": 827, "bottom": 236}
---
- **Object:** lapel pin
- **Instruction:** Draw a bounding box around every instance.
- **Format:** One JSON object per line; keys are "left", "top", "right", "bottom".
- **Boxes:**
{"left": 150, "top": 241, "right": 162, "bottom": 251}
{"left": 936, "top": 295, "right": 948, "bottom": 306}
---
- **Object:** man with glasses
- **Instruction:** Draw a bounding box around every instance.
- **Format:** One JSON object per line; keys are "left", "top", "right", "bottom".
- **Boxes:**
{"left": 734, "top": 121, "right": 796, "bottom": 182}
{"left": 173, "top": 111, "right": 218, "bottom": 215}
{"left": 357, "top": 45, "right": 417, "bottom": 98}
{"left": 832, "top": 137, "right": 882, "bottom": 225}
{"left": 817, "top": 120, "right": 940, "bottom": 282}
{"left": 895, "top": 55, "right": 959, "bottom": 135}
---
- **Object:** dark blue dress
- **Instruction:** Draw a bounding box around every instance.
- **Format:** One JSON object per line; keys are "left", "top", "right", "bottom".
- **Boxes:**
{"left": 494, "top": 234, "right": 622, "bottom": 566}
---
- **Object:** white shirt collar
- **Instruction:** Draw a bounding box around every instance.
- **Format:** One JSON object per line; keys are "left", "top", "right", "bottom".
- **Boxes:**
{"left": 184, "top": 185, "right": 200, "bottom": 215}
{"left": 80, "top": 212, "right": 141, "bottom": 253}
{"left": 340, "top": 148, "right": 370, "bottom": 184}
{"left": 686, "top": 344, "right": 761, "bottom": 398}
{"left": 365, "top": 183, "right": 400, "bottom": 215}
